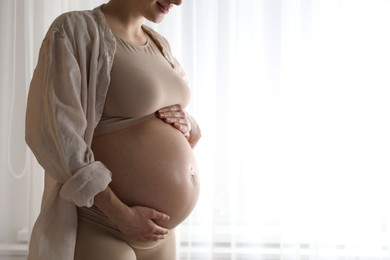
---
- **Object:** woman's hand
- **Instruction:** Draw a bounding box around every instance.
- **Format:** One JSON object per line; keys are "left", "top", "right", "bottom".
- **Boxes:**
{"left": 94, "top": 186, "right": 170, "bottom": 242}
{"left": 156, "top": 104, "right": 201, "bottom": 147}
{"left": 113, "top": 205, "right": 170, "bottom": 242}
{"left": 156, "top": 104, "right": 191, "bottom": 138}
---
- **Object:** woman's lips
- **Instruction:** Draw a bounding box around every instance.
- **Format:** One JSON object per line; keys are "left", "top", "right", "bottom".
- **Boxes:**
{"left": 157, "top": 1, "right": 170, "bottom": 14}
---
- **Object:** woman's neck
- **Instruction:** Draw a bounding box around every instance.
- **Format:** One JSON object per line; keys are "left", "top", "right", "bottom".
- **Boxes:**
{"left": 102, "top": 0, "right": 147, "bottom": 45}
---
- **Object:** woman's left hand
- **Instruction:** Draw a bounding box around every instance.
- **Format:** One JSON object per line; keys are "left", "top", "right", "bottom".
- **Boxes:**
{"left": 156, "top": 104, "right": 202, "bottom": 148}
{"left": 156, "top": 104, "right": 191, "bottom": 139}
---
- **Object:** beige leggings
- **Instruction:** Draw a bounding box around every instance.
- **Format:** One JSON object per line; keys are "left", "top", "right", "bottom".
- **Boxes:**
{"left": 74, "top": 206, "right": 176, "bottom": 260}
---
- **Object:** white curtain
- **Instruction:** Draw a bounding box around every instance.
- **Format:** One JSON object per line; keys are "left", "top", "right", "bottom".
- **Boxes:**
{"left": 159, "top": 1, "right": 390, "bottom": 259}
{"left": 2, "top": 0, "right": 390, "bottom": 259}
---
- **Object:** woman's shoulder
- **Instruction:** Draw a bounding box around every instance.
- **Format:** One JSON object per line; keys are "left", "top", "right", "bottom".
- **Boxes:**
{"left": 46, "top": 6, "right": 105, "bottom": 39}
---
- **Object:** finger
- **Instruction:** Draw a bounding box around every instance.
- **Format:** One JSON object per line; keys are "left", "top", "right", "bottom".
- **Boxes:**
{"left": 163, "top": 118, "right": 188, "bottom": 125}
{"left": 157, "top": 105, "right": 185, "bottom": 119}
{"left": 162, "top": 117, "right": 179, "bottom": 123}
{"left": 158, "top": 104, "right": 181, "bottom": 112}
{"left": 173, "top": 122, "right": 189, "bottom": 133}
{"left": 151, "top": 226, "right": 169, "bottom": 236}
{"left": 158, "top": 111, "right": 185, "bottom": 119}
{"left": 148, "top": 209, "right": 170, "bottom": 222}
{"left": 145, "top": 234, "right": 167, "bottom": 241}
{"left": 176, "top": 118, "right": 187, "bottom": 124}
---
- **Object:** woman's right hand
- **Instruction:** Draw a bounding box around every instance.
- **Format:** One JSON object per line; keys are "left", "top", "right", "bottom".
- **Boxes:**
{"left": 94, "top": 186, "right": 170, "bottom": 242}
{"left": 112, "top": 205, "right": 170, "bottom": 242}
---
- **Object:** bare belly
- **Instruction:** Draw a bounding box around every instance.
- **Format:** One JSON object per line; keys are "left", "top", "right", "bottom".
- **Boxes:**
{"left": 91, "top": 116, "right": 200, "bottom": 229}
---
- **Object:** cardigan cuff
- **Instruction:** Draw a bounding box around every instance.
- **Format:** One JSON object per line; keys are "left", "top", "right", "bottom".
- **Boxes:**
{"left": 60, "top": 161, "right": 112, "bottom": 207}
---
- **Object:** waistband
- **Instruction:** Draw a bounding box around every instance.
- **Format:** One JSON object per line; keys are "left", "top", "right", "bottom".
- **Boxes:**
{"left": 77, "top": 205, "right": 122, "bottom": 238}
{"left": 94, "top": 113, "right": 155, "bottom": 137}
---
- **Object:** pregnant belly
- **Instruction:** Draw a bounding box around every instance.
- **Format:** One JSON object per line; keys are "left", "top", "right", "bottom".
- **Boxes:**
{"left": 91, "top": 116, "right": 200, "bottom": 229}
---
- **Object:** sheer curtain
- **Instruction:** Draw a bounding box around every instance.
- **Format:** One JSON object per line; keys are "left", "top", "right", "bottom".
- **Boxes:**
{"left": 159, "top": 1, "right": 390, "bottom": 259}
{"left": 2, "top": 0, "right": 390, "bottom": 259}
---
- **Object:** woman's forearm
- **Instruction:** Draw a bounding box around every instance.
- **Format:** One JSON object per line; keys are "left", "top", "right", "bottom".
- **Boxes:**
{"left": 94, "top": 186, "right": 128, "bottom": 222}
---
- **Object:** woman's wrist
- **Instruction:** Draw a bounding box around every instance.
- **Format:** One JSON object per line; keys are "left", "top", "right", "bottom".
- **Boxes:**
{"left": 94, "top": 186, "right": 129, "bottom": 222}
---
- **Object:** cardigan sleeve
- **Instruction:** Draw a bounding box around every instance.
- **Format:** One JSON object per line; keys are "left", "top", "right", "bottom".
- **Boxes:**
{"left": 25, "top": 18, "right": 112, "bottom": 207}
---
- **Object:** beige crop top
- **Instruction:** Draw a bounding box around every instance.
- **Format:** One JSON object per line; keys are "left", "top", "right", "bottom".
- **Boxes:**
{"left": 94, "top": 28, "right": 190, "bottom": 137}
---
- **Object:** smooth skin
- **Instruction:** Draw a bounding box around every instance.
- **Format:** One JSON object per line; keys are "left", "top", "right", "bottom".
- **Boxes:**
{"left": 94, "top": 0, "right": 198, "bottom": 245}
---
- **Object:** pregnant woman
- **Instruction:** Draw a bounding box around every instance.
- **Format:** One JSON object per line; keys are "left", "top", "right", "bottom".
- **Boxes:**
{"left": 25, "top": 0, "right": 201, "bottom": 259}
